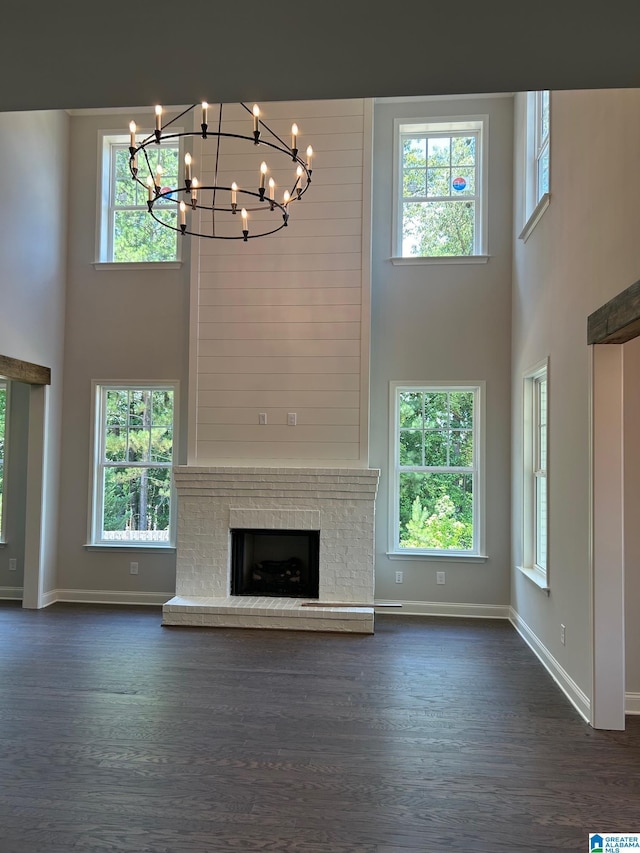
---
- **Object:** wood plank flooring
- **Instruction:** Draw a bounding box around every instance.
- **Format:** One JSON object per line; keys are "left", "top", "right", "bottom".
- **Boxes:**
{"left": 0, "top": 602, "right": 638, "bottom": 852}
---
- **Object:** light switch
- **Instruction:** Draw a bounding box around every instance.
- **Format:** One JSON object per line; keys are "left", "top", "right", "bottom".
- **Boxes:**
{"left": 287, "top": 413, "right": 297, "bottom": 426}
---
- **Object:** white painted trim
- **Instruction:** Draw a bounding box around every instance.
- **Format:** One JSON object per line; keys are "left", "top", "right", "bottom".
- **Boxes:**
{"left": 41, "top": 589, "right": 58, "bottom": 608}
{"left": 49, "top": 589, "right": 172, "bottom": 606}
{"left": 387, "top": 552, "right": 488, "bottom": 563}
{"left": 375, "top": 599, "right": 509, "bottom": 619}
{"left": 509, "top": 606, "right": 591, "bottom": 723}
{"left": 519, "top": 193, "right": 550, "bottom": 242}
{"left": 390, "top": 255, "right": 490, "bottom": 266}
{"left": 625, "top": 693, "right": 640, "bottom": 715}
{"left": 93, "top": 262, "right": 183, "bottom": 271}
{"left": 0, "top": 586, "right": 23, "bottom": 600}
{"left": 359, "top": 98, "right": 373, "bottom": 468}
{"left": 516, "top": 564, "right": 550, "bottom": 592}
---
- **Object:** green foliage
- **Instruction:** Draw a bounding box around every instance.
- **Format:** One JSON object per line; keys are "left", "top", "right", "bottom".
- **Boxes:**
{"left": 101, "top": 389, "right": 174, "bottom": 538}
{"left": 401, "top": 494, "right": 473, "bottom": 550}
{"left": 401, "top": 133, "right": 477, "bottom": 257}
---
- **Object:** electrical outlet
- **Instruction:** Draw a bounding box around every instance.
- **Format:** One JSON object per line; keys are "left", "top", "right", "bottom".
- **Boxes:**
{"left": 287, "top": 412, "right": 297, "bottom": 426}
{"left": 258, "top": 412, "right": 267, "bottom": 425}
{"left": 395, "top": 571, "right": 403, "bottom": 583}
{"left": 560, "top": 624, "right": 566, "bottom": 645}
{"left": 436, "top": 571, "right": 445, "bottom": 585}
{"left": 8, "top": 558, "right": 17, "bottom": 571}
{"left": 129, "top": 561, "right": 139, "bottom": 575}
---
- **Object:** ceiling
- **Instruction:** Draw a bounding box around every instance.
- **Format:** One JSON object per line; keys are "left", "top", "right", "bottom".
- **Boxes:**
{"left": 4, "top": 1, "right": 640, "bottom": 112}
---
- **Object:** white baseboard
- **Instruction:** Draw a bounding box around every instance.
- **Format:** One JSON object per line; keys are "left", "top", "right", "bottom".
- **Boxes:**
{"left": 0, "top": 586, "right": 23, "bottom": 600}
{"left": 509, "top": 606, "right": 590, "bottom": 723}
{"left": 41, "top": 589, "right": 58, "bottom": 608}
{"left": 375, "top": 599, "right": 510, "bottom": 619}
{"left": 46, "top": 589, "right": 172, "bottom": 607}
{"left": 626, "top": 692, "right": 640, "bottom": 715}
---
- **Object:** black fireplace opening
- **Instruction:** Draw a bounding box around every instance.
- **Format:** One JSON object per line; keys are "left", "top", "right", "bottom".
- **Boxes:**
{"left": 231, "top": 529, "right": 320, "bottom": 598}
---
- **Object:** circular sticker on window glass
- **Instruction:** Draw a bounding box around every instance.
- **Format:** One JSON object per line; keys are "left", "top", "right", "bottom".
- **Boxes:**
{"left": 452, "top": 177, "right": 467, "bottom": 192}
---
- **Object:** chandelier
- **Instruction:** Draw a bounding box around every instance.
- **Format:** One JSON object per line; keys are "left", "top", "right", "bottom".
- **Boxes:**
{"left": 127, "top": 102, "right": 313, "bottom": 241}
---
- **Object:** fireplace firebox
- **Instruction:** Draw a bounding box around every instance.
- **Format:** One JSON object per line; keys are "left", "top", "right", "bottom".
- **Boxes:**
{"left": 231, "top": 529, "right": 320, "bottom": 598}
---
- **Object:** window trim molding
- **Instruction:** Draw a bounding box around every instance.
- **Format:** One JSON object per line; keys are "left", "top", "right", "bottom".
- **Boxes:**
{"left": 95, "top": 129, "right": 183, "bottom": 265}
{"left": 88, "top": 380, "right": 180, "bottom": 549}
{"left": 392, "top": 114, "right": 489, "bottom": 260}
{"left": 519, "top": 91, "right": 551, "bottom": 239}
{"left": 521, "top": 357, "right": 549, "bottom": 587}
{"left": 388, "top": 379, "right": 486, "bottom": 559}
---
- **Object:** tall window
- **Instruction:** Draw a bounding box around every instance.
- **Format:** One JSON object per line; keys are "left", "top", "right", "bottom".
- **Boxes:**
{"left": 92, "top": 384, "right": 177, "bottom": 546}
{"left": 395, "top": 117, "right": 486, "bottom": 258}
{"left": 390, "top": 382, "right": 483, "bottom": 555}
{"left": 98, "top": 134, "right": 179, "bottom": 263}
{"left": 522, "top": 361, "right": 548, "bottom": 584}
{"left": 520, "top": 91, "right": 550, "bottom": 238}
{"left": 0, "top": 381, "right": 6, "bottom": 541}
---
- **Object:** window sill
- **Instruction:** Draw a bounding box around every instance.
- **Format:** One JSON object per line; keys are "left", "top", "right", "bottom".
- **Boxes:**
{"left": 84, "top": 544, "right": 176, "bottom": 553}
{"left": 93, "top": 262, "right": 183, "bottom": 271}
{"left": 387, "top": 551, "right": 488, "bottom": 563}
{"left": 390, "top": 255, "right": 489, "bottom": 266}
{"left": 516, "top": 564, "right": 549, "bottom": 593}
{"left": 519, "top": 193, "right": 550, "bottom": 242}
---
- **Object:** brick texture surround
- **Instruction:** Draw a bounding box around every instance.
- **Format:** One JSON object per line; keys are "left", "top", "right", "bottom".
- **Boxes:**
{"left": 162, "top": 467, "right": 380, "bottom": 633}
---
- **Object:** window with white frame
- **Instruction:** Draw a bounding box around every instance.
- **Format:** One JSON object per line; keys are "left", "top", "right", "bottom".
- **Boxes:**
{"left": 520, "top": 91, "right": 550, "bottom": 237}
{"left": 98, "top": 133, "right": 179, "bottom": 263}
{"left": 390, "top": 382, "right": 484, "bottom": 556}
{"left": 91, "top": 384, "right": 177, "bottom": 546}
{"left": 522, "top": 361, "right": 548, "bottom": 583}
{"left": 0, "top": 381, "right": 7, "bottom": 541}
{"left": 394, "top": 117, "right": 487, "bottom": 259}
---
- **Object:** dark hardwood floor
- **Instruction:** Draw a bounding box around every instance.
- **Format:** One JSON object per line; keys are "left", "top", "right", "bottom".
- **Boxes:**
{"left": 0, "top": 602, "right": 638, "bottom": 853}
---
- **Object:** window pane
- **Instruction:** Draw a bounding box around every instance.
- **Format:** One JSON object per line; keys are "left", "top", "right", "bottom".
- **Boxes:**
{"left": 535, "top": 474, "right": 547, "bottom": 570}
{"left": 399, "top": 472, "right": 473, "bottom": 550}
{"left": 403, "top": 201, "right": 475, "bottom": 257}
{"left": 113, "top": 208, "right": 178, "bottom": 262}
{"left": 424, "top": 393, "right": 448, "bottom": 428}
{"left": 102, "top": 466, "right": 172, "bottom": 542}
{"left": 450, "top": 171, "right": 475, "bottom": 196}
{"left": 115, "top": 177, "right": 140, "bottom": 207}
{"left": 451, "top": 136, "right": 476, "bottom": 167}
{"left": 427, "top": 137, "right": 450, "bottom": 166}
{"left": 403, "top": 168, "right": 426, "bottom": 197}
{"left": 128, "top": 428, "right": 151, "bottom": 462}
{"left": 427, "top": 168, "right": 451, "bottom": 197}
{"left": 105, "top": 427, "right": 127, "bottom": 462}
{"left": 399, "top": 430, "right": 423, "bottom": 465}
{"left": 399, "top": 393, "right": 423, "bottom": 428}
{"left": 449, "top": 392, "right": 474, "bottom": 428}
{"left": 449, "top": 430, "right": 473, "bottom": 466}
{"left": 540, "top": 91, "right": 550, "bottom": 141}
{"left": 424, "top": 431, "right": 447, "bottom": 466}
{"left": 403, "top": 138, "right": 426, "bottom": 168}
{"left": 150, "top": 427, "right": 173, "bottom": 463}
{"left": 152, "top": 390, "right": 174, "bottom": 426}
{"left": 105, "top": 390, "right": 128, "bottom": 426}
{"left": 537, "top": 145, "right": 549, "bottom": 199}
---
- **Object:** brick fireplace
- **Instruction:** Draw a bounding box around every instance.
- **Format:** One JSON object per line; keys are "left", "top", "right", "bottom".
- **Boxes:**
{"left": 162, "top": 467, "right": 380, "bottom": 633}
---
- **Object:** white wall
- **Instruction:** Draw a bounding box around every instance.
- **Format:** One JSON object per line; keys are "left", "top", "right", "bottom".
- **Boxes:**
{"left": 0, "top": 110, "right": 69, "bottom": 600}
{"left": 624, "top": 335, "right": 640, "bottom": 696}
{"left": 511, "top": 89, "right": 640, "bottom": 703}
{"left": 54, "top": 110, "right": 191, "bottom": 598}
{"left": 192, "top": 100, "right": 370, "bottom": 467}
{"left": 370, "top": 96, "right": 514, "bottom": 608}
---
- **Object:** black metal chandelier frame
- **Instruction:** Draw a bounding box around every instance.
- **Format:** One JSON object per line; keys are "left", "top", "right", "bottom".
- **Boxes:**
{"left": 128, "top": 102, "right": 312, "bottom": 241}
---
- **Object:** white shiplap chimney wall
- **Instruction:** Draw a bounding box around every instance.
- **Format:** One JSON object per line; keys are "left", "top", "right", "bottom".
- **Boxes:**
{"left": 188, "top": 99, "right": 371, "bottom": 467}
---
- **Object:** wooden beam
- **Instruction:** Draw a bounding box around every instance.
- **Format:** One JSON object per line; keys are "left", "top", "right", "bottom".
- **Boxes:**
{"left": 0, "top": 354, "right": 51, "bottom": 385}
{"left": 587, "top": 279, "right": 640, "bottom": 345}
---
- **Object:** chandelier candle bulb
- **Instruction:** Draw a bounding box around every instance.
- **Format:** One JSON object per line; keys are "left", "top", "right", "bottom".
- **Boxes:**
{"left": 179, "top": 200, "right": 187, "bottom": 231}
{"left": 129, "top": 121, "right": 137, "bottom": 151}
{"left": 146, "top": 175, "right": 154, "bottom": 202}
{"left": 201, "top": 101, "right": 208, "bottom": 125}
{"left": 291, "top": 123, "right": 298, "bottom": 159}
{"left": 154, "top": 164, "right": 163, "bottom": 191}
{"left": 154, "top": 105, "right": 162, "bottom": 141}
{"left": 296, "top": 165, "right": 304, "bottom": 197}
{"left": 241, "top": 207, "right": 248, "bottom": 241}
{"left": 252, "top": 104, "right": 260, "bottom": 143}
{"left": 306, "top": 144, "right": 313, "bottom": 172}
{"left": 191, "top": 177, "right": 198, "bottom": 209}
{"left": 231, "top": 181, "right": 238, "bottom": 212}
{"left": 260, "top": 161, "right": 267, "bottom": 188}
{"left": 269, "top": 176, "right": 275, "bottom": 209}
{"left": 184, "top": 153, "right": 192, "bottom": 182}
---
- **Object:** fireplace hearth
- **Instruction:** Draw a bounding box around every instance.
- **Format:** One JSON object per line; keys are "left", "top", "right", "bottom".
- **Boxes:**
{"left": 231, "top": 529, "right": 320, "bottom": 598}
